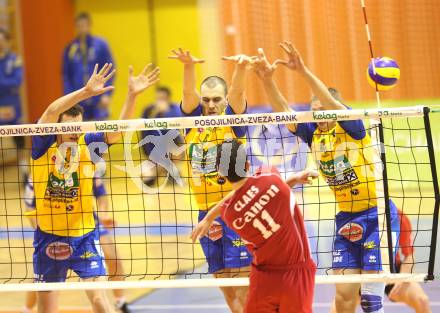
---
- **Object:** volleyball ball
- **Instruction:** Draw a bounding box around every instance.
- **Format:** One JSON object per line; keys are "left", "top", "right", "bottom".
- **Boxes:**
{"left": 366, "top": 57, "right": 400, "bottom": 90}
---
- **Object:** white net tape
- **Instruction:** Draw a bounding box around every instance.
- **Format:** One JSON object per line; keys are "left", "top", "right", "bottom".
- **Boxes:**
{"left": 0, "top": 106, "right": 424, "bottom": 137}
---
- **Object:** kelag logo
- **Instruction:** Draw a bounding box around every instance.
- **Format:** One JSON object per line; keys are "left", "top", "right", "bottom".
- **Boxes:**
{"left": 313, "top": 112, "right": 337, "bottom": 121}
{"left": 95, "top": 122, "right": 119, "bottom": 131}
{"left": 144, "top": 120, "right": 168, "bottom": 129}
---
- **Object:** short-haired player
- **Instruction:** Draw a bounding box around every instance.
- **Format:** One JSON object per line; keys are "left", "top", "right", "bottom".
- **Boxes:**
{"left": 31, "top": 63, "right": 159, "bottom": 313}
{"left": 169, "top": 48, "right": 254, "bottom": 312}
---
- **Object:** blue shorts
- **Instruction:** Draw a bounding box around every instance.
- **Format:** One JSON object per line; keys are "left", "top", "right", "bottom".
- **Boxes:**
{"left": 198, "top": 211, "right": 252, "bottom": 274}
{"left": 33, "top": 228, "right": 106, "bottom": 282}
{"left": 332, "top": 201, "right": 400, "bottom": 271}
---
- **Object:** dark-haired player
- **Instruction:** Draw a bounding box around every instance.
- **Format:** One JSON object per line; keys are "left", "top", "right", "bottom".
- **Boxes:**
{"left": 192, "top": 139, "right": 318, "bottom": 313}
{"left": 31, "top": 63, "right": 159, "bottom": 313}
{"left": 170, "top": 48, "right": 253, "bottom": 313}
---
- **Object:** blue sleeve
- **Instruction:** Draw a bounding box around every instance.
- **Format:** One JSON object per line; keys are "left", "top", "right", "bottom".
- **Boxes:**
{"left": 0, "top": 57, "right": 23, "bottom": 88}
{"left": 31, "top": 135, "right": 56, "bottom": 160}
{"left": 168, "top": 103, "right": 183, "bottom": 118}
{"left": 62, "top": 46, "right": 74, "bottom": 94}
{"left": 98, "top": 40, "right": 114, "bottom": 96}
{"left": 338, "top": 120, "right": 366, "bottom": 140}
{"left": 337, "top": 104, "right": 366, "bottom": 140}
{"left": 84, "top": 132, "right": 106, "bottom": 146}
{"left": 85, "top": 132, "right": 109, "bottom": 164}
{"left": 180, "top": 103, "right": 202, "bottom": 116}
{"left": 293, "top": 123, "right": 317, "bottom": 147}
{"left": 225, "top": 105, "right": 247, "bottom": 138}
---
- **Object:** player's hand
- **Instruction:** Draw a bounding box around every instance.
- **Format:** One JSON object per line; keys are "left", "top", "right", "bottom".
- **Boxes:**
{"left": 128, "top": 64, "right": 160, "bottom": 96}
{"left": 222, "top": 54, "right": 256, "bottom": 67}
{"left": 85, "top": 63, "right": 116, "bottom": 96}
{"left": 388, "top": 282, "right": 408, "bottom": 301}
{"left": 296, "top": 169, "right": 319, "bottom": 185}
{"left": 168, "top": 48, "right": 205, "bottom": 65}
{"left": 286, "top": 169, "right": 319, "bottom": 187}
{"left": 191, "top": 220, "right": 209, "bottom": 243}
{"left": 191, "top": 219, "right": 219, "bottom": 243}
{"left": 252, "top": 48, "right": 277, "bottom": 80}
{"left": 274, "top": 41, "right": 306, "bottom": 73}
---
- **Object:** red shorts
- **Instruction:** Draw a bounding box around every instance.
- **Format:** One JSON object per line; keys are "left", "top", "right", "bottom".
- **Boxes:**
{"left": 244, "top": 260, "right": 316, "bottom": 313}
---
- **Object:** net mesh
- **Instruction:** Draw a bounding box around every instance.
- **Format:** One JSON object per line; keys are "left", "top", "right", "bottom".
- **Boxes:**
{"left": 0, "top": 107, "right": 437, "bottom": 289}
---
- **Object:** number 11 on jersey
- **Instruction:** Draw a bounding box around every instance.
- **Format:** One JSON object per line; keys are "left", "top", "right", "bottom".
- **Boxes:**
{"left": 253, "top": 210, "right": 280, "bottom": 239}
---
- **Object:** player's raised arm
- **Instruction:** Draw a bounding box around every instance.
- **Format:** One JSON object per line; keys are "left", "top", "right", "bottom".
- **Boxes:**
{"left": 252, "top": 48, "right": 297, "bottom": 133}
{"left": 39, "top": 63, "right": 115, "bottom": 124}
{"left": 191, "top": 190, "right": 236, "bottom": 243}
{"left": 169, "top": 48, "right": 204, "bottom": 114}
{"left": 222, "top": 54, "right": 254, "bottom": 114}
{"left": 105, "top": 64, "right": 160, "bottom": 145}
{"left": 285, "top": 169, "right": 319, "bottom": 188}
{"left": 275, "top": 41, "right": 345, "bottom": 111}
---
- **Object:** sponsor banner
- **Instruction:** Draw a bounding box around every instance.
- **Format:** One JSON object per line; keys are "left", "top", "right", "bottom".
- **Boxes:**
{"left": 0, "top": 106, "right": 425, "bottom": 137}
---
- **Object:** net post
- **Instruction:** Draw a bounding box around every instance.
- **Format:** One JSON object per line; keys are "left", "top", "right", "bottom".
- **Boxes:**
{"left": 423, "top": 106, "right": 440, "bottom": 281}
{"left": 377, "top": 120, "right": 395, "bottom": 273}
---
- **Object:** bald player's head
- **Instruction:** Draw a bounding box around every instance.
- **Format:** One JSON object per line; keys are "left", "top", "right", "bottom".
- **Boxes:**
{"left": 200, "top": 76, "right": 228, "bottom": 116}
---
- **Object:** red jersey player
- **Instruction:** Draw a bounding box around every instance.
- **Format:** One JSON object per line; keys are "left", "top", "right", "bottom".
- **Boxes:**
{"left": 191, "top": 139, "right": 318, "bottom": 313}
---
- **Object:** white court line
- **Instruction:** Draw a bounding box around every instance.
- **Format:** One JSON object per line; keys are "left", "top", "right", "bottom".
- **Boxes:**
{"left": 0, "top": 274, "right": 427, "bottom": 291}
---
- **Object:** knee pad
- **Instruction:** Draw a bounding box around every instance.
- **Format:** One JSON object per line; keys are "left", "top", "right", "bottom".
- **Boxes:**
{"left": 360, "top": 282, "right": 385, "bottom": 313}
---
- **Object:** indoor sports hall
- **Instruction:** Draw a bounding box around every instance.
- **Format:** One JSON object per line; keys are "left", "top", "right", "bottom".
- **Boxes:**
{"left": 0, "top": 1, "right": 438, "bottom": 312}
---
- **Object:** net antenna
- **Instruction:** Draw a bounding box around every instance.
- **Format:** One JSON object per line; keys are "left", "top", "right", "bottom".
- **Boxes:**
{"left": 360, "top": 0, "right": 395, "bottom": 274}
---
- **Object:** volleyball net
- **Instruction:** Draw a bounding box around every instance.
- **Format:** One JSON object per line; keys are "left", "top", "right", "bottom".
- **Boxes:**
{"left": 0, "top": 105, "right": 438, "bottom": 291}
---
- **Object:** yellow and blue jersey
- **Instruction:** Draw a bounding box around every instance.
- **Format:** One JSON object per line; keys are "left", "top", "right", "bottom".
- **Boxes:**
{"left": 295, "top": 108, "right": 401, "bottom": 272}
{"left": 183, "top": 104, "right": 247, "bottom": 211}
{"left": 31, "top": 133, "right": 106, "bottom": 237}
{"left": 295, "top": 115, "right": 379, "bottom": 213}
